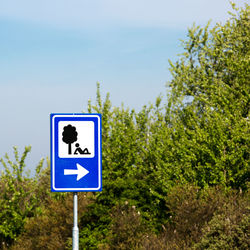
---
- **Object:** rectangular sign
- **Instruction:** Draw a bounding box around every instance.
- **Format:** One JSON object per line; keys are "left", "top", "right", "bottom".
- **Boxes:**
{"left": 50, "top": 114, "right": 102, "bottom": 192}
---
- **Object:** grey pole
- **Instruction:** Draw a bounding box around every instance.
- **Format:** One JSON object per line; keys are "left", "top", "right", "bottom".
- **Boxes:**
{"left": 72, "top": 192, "right": 79, "bottom": 250}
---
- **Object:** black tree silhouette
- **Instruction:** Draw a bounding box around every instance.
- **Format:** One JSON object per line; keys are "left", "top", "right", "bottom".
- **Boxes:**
{"left": 62, "top": 125, "right": 78, "bottom": 154}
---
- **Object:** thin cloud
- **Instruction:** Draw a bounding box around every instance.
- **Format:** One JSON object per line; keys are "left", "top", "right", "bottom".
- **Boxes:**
{"left": 0, "top": 0, "right": 243, "bottom": 29}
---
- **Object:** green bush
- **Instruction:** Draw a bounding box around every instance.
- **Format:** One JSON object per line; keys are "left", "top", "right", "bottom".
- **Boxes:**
{"left": 11, "top": 193, "right": 92, "bottom": 250}
{"left": 106, "top": 203, "right": 147, "bottom": 249}
{"left": 0, "top": 146, "right": 44, "bottom": 249}
{"left": 194, "top": 190, "right": 249, "bottom": 249}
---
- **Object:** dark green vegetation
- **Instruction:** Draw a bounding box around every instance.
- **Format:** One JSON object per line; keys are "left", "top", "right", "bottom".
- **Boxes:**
{"left": 1, "top": 3, "right": 249, "bottom": 249}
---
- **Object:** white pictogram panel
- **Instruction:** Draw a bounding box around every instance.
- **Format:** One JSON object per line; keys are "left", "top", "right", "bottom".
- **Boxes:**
{"left": 58, "top": 121, "right": 94, "bottom": 158}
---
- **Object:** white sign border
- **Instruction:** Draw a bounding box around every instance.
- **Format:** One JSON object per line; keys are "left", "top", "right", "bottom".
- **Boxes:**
{"left": 51, "top": 114, "right": 101, "bottom": 191}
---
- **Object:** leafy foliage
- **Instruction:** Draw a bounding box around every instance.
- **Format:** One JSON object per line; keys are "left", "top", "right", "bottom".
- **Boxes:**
{"left": 167, "top": 3, "right": 250, "bottom": 189}
{"left": 12, "top": 193, "right": 92, "bottom": 250}
{"left": 78, "top": 4, "right": 249, "bottom": 247}
{"left": 0, "top": 146, "right": 44, "bottom": 248}
{"left": 194, "top": 189, "right": 250, "bottom": 249}
{"left": 0, "top": 3, "right": 249, "bottom": 249}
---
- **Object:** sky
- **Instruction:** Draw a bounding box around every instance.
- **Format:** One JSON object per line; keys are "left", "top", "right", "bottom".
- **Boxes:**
{"left": 0, "top": 0, "right": 247, "bottom": 175}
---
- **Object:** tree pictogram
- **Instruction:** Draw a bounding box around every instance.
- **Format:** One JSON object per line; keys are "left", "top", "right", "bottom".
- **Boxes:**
{"left": 62, "top": 124, "right": 78, "bottom": 154}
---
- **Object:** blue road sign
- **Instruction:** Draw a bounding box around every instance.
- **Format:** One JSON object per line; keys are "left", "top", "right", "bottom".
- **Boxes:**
{"left": 50, "top": 114, "right": 102, "bottom": 192}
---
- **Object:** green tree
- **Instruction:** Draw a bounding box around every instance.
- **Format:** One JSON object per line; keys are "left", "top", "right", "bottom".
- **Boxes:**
{"left": 78, "top": 3, "right": 249, "bottom": 248}
{"left": 167, "top": 3, "right": 249, "bottom": 189}
{"left": 0, "top": 146, "right": 44, "bottom": 249}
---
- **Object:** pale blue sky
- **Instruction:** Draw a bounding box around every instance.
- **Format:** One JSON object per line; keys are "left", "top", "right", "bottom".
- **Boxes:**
{"left": 0, "top": 0, "right": 247, "bottom": 174}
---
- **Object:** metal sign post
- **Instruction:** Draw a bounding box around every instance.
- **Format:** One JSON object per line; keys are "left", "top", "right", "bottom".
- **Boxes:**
{"left": 50, "top": 113, "right": 102, "bottom": 250}
{"left": 72, "top": 192, "right": 79, "bottom": 250}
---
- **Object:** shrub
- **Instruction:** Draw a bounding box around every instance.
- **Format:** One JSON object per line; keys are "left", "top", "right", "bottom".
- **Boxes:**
{"left": 106, "top": 203, "right": 147, "bottom": 249}
{"left": 0, "top": 146, "right": 44, "bottom": 249}
{"left": 11, "top": 193, "right": 92, "bottom": 250}
{"left": 194, "top": 190, "right": 249, "bottom": 249}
